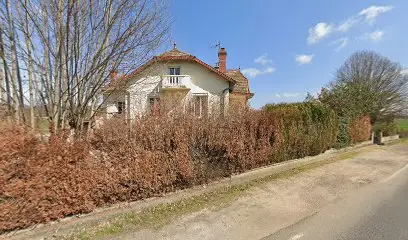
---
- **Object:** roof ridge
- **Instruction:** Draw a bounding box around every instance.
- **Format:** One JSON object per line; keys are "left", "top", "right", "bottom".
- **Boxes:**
{"left": 158, "top": 48, "right": 192, "bottom": 58}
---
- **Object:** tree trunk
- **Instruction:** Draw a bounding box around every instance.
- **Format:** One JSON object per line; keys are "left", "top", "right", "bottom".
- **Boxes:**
{"left": 5, "top": 0, "right": 21, "bottom": 122}
{"left": 0, "top": 28, "right": 7, "bottom": 107}
{"left": 41, "top": 0, "right": 52, "bottom": 124}
{"left": 24, "top": 0, "right": 36, "bottom": 129}
{"left": 53, "top": 0, "right": 63, "bottom": 131}
{"left": 0, "top": 29, "right": 11, "bottom": 112}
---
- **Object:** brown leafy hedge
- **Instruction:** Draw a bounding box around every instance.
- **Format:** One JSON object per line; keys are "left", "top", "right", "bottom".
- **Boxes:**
{"left": 0, "top": 102, "right": 368, "bottom": 232}
{"left": 349, "top": 116, "right": 372, "bottom": 143}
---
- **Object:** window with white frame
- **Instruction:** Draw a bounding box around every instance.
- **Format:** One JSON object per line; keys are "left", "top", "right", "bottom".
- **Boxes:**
{"left": 191, "top": 94, "right": 208, "bottom": 118}
{"left": 168, "top": 67, "right": 180, "bottom": 75}
{"left": 168, "top": 67, "right": 181, "bottom": 85}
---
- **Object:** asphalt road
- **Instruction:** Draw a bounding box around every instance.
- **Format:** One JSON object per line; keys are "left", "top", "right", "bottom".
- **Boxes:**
{"left": 263, "top": 162, "right": 408, "bottom": 240}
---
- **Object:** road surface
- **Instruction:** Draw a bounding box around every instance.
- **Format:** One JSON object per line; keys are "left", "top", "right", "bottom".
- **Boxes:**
{"left": 264, "top": 160, "right": 408, "bottom": 240}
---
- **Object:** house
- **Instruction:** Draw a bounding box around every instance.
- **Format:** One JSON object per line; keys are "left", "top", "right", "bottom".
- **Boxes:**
{"left": 104, "top": 45, "right": 254, "bottom": 119}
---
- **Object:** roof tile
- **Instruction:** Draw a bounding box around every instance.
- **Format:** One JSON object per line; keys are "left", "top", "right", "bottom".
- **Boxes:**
{"left": 226, "top": 69, "right": 252, "bottom": 94}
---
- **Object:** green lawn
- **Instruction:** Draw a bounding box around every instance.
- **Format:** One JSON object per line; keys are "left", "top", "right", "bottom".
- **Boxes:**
{"left": 395, "top": 118, "right": 408, "bottom": 131}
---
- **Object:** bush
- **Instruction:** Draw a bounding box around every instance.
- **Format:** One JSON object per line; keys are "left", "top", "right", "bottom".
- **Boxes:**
{"left": 264, "top": 102, "right": 338, "bottom": 159}
{"left": 334, "top": 116, "right": 372, "bottom": 148}
{"left": 0, "top": 103, "right": 339, "bottom": 232}
{"left": 399, "top": 130, "right": 408, "bottom": 138}
{"left": 335, "top": 117, "right": 351, "bottom": 148}
{"left": 373, "top": 121, "right": 399, "bottom": 136}
{"left": 349, "top": 116, "right": 372, "bottom": 143}
{"left": 0, "top": 124, "right": 104, "bottom": 231}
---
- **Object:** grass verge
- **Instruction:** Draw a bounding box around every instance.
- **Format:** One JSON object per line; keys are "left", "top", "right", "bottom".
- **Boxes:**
{"left": 395, "top": 118, "right": 408, "bottom": 131}
{"left": 58, "top": 148, "right": 367, "bottom": 240}
{"left": 384, "top": 138, "right": 408, "bottom": 146}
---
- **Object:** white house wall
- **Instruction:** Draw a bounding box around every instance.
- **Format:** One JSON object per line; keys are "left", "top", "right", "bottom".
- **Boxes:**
{"left": 128, "top": 75, "right": 161, "bottom": 119}
{"left": 177, "top": 61, "right": 230, "bottom": 115}
{"left": 105, "top": 92, "right": 126, "bottom": 117}
{"left": 107, "top": 61, "right": 230, "bottom": 119}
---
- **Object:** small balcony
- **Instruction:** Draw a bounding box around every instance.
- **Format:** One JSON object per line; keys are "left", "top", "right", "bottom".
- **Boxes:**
{"left": 161, "top": 75, "right": 189, "bottom": 89}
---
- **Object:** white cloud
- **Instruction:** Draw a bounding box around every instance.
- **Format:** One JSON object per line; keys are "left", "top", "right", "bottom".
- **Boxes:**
{"left": 307, "top": 5, "right": 393, "bottom": 44}
{"left": 401, "top": 68, "right": 408, "bottom": 76}
{"left": 295, "top": 54, "right": 314, "bottom": 65}
{"left": 359, "top": 5, "right": 394, "bottom": 23}
{"left": 283, "top": 92, "right": 301, "bottom": 98}
{"left": 254, "top": 54, "right": 273, "bottom": 66}
{"left": 337, "top": 17, "right": 359, "bottom": 32}
{"left": 307, "top": 22, "right": 333, "bottom": 44}
{"left": 241, "top": 67, "right": 275, "bottom": 78}
{"left": 330, "top": 37, "right": 349, "bottom": 51}
{"left": 368, "top": 30, "right": 384, "bottom": 41}
{"left": 264, "top": 67, "right": 275, "bottom": 73}
{"left": 275, "top": 92, "right": 302, "bottom": 98}
{"left": 241, "top": 68, "right": 263, "bottom": 78}
{"left": 242, "top": 54, "right": 276, "bottom": 78}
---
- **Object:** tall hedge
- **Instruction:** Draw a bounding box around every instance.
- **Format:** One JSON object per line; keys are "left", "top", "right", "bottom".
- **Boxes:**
{"left": 0, "top": 103, "right": 339, "bottom": 231}
{"left": 264, "top": 102, "right": 338, "bottom": 160}
{"left": 334, "top": 115, "right": 372, "bottom": 148}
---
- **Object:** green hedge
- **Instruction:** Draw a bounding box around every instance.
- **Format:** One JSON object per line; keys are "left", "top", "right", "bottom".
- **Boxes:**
{"left": 373, "top": 121, "right": 399, "bottom": 136}
{"left": 264, "top": 102, "right": 338, "bottom": 159}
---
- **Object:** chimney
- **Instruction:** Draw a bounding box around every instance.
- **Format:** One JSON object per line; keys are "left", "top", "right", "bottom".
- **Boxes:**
{"left": 109, "top": 69, "right": 118, "bottom": 81}
{"left": 218, "top": 47, "right": 227, "bottom": 72}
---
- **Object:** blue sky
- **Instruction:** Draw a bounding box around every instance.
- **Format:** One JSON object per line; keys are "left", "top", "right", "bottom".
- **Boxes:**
{"left": 166, "top": 0, "right": 408, "bottom": 108}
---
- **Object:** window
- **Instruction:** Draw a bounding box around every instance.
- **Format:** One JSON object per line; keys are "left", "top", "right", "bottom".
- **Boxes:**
{"left": 192, "top": 95, "right": 208, "bottom": 118}
{"left": 168, "top": 67, "right": 181, "bottom": 85}
{"left": 117, "top": 102, "right": 125, "bottom": 114}
{"left": 168, "top": 67, "right": 180, "bottom": 75}
{"left": 149, "top": 97, "right": 160, "bottom": 115}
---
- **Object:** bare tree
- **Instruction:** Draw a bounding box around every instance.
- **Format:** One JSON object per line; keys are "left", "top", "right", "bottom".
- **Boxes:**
{"left": 0, "top": 26, "right": 8, "bottom": 106}
{"left": 16, "top": 0, "right": 36, "bottom": 128}
{"left": 4, "top": 0, "right": 25, "bottom": 122}
{"left": 320, "top": 51, "right": 408, "bottom": 123}
{"left": 11, "top": 0, "right": 169, "bottom": 133}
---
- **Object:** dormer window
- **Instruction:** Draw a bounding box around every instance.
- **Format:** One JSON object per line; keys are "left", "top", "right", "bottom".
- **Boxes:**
{"left": 168, "top": 67, "right": 180, "bottom": 75}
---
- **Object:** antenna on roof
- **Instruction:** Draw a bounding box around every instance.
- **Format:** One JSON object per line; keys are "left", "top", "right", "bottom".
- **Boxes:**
{"left": 211, "top": 41, "right": 221, "bottom": 69}
{"left": 211, "top": 41, "right": 221, "bottom": 50}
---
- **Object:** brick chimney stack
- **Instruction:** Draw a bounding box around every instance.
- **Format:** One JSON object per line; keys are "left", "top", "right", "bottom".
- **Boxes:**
{"left": 218, "top": 47, "right": 227, "bottom": 72}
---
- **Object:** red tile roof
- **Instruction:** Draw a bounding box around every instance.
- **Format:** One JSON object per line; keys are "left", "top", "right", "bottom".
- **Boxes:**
{"left": 226, "top": 69, "right": 253, "bottom": 97}
{"left": 105, "top": 48, "right": 237, "bottom": 90}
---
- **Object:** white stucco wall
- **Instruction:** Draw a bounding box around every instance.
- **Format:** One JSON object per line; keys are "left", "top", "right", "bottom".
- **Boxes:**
{"left": 105, "top": 61, "right": 230, "bottom": 119}
{"left": 104, "top": 92, "right": 127, "bottom": 118}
